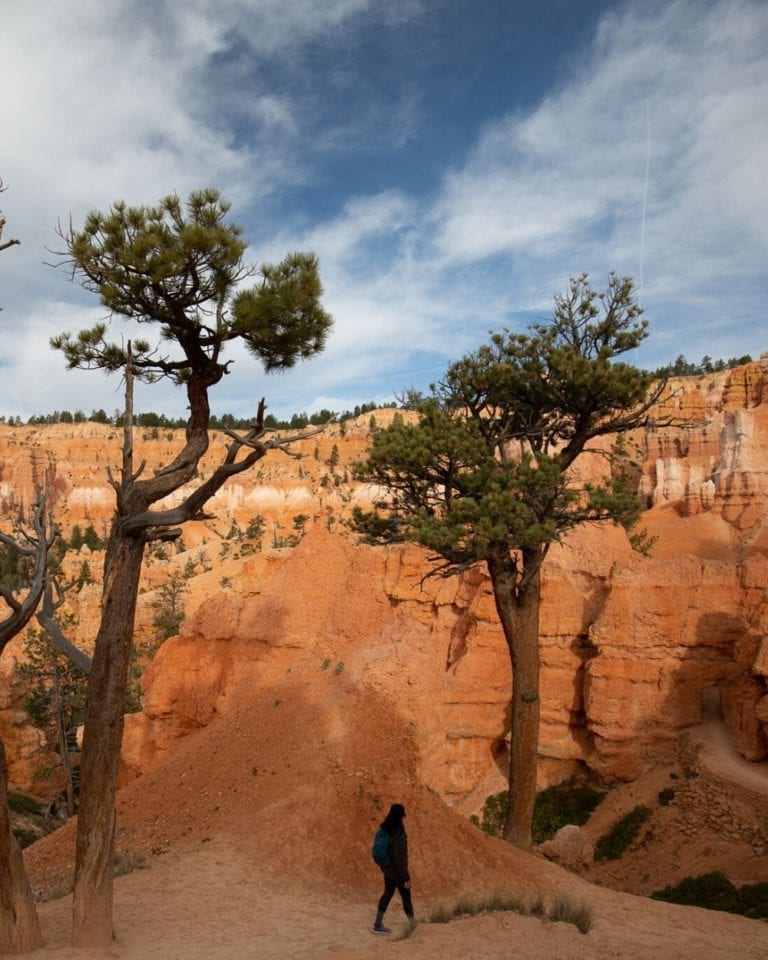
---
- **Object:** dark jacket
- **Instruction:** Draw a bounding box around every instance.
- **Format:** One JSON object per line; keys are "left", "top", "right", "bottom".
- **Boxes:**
{"left": 382, "top": 826, "right": 410, "bottom": 884}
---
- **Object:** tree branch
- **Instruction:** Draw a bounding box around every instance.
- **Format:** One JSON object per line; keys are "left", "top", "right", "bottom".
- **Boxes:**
{"left": 36, "top": 581, "right": 92, "bottom": 675}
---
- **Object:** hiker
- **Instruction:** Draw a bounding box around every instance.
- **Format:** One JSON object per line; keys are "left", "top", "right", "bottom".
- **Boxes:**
{"left": 371, "top": 802, "right": 414, "bottom": 934}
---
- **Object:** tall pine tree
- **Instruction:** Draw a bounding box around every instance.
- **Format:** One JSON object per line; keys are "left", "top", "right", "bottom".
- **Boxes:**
{"left": 353, "top": 274, "right": 665, "bottom": 849}
{"left": 53, "top": 189, "right": 331, "bottom": 947}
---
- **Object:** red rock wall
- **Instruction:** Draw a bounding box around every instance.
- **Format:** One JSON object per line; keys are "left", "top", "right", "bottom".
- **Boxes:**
{"left": 2, "top": 367, "right": 768, "bottom": 800}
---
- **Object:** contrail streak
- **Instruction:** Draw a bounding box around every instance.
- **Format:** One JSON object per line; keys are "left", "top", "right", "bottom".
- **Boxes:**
{"left": 638, "top": 99, "right": 651, "bottom": 306}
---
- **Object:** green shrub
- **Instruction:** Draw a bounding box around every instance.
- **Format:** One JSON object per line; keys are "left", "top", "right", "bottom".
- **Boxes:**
{"left": 532, "top": 779, "right": 606, "bottom": 843}
{"left": 652, "top": 872, "right": 768, "bottom": 919}
{"left": 114, "top": 850, "right": 146, "bottom": 877}
{"left": 12, "top": 828, "right": 40, "bottom": 849}
{"left": 658, "top": 787, "right": 675, "bottom": 806}
{"left": 427, "top": 891, "right": 593, "bottom": 935}
{"left": 594, "top": 805, "right": 652, "bottom": 861}
{"left": 474, "top": 790, "right": 507, "bottom": 837}
{"left": 548, "top": 895, "right": 593, "bottom": 934}
{"left": 7, "top": 790, "right": 45, "bottom": 817}
{"left": 529, "top": 897, "right": 546, "bottom": 918}
{"left": 472, "top": 778, "right": 606, "bottom": 843}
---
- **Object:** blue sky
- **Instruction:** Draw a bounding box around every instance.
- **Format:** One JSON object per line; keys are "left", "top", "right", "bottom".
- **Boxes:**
{"left": 1, "top": 0, "right": 767, "bottom": 422}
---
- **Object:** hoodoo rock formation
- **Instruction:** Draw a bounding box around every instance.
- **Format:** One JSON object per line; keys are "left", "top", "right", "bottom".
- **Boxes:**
{"left": 1, "top": 363, "right": 768, "bottom": 806}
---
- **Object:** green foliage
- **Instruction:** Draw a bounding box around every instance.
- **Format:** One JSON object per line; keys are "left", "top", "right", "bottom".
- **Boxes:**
{"left": 151, "top": 571, "right": 189, "bottom": 641}
{"left": 245, "top": 516, "right": 265, "bottom": 542}
{"left": 548, "top": 896, "right": 593, "bottom": 933}
{"left": 658, "top": 787, "right": 675, "bottom": 806}
{"left": 425, "top": 891, "right": 591, "bottom": 934}
{"left": 292, "top": 514, "right": 309, "bottom": 536}
{"left": 353, "top": 274, "right": 656, "bottom": 576}
{"left": 629, "top": 526, "right": 658, "bottom": 556}
{"left": 19, "top": 629, "right": 88, "bottom": 753}
{"left": 472, "top": 779, "right": 606, "bottom": 843}
{"left": 0, "top": 540, "right": 24, "bottom": 589}
{"left": 12, "top": 828, "right": 41, "bottom": 849}
{"left": 652, "top": 872, "right": 768, "bottom": 919}
{"left": 68, "top": 524, "right": 104, "bottom": 551}
{"left": 7, "top": 789, "right": 45, "bottom": 817}
{"left": 52, "top": 189, "right": 331, "bottom": 386}
{"left": 531, "top": 779, "right": 606, "bottom": 843}
{"left": 652, "top": 353, "right": 753, "bottom": 379}
{"left": 594, "top": 805, "right": 652, "bottom": 861}
{"left": 473, "top": 790, "right": 508, "bottom": 838}
{"left": 113, "top": 850, "right": 146, "bottom": 877}
{"left": 76, "top": 560, "right": 93, "bottom": 589}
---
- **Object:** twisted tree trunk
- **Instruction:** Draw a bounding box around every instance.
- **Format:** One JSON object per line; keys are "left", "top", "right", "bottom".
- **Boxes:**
{"left": 0, "top": 739, "right": 43, "bottom": 953}
{"left": 71, "top": 532, "right": 144, "bottom": 946}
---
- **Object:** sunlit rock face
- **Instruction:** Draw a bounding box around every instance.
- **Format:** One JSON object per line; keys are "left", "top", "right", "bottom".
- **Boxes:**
{"left": 2, "top": 366, "right": 768, "bottom": 800}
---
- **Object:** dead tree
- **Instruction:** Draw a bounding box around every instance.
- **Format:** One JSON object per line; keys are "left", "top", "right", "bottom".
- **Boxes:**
{"left": 0, "top": 498, "right": 57, "bottom": 954}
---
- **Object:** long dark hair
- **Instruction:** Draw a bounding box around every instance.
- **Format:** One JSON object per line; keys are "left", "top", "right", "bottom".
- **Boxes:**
{"left": 380, "top": 803, "right": 406, "bottom": 835}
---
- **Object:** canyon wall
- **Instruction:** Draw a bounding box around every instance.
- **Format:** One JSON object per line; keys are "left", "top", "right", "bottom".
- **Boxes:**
{"left": 2, "top": 364, "right": 768, "bottom": 803}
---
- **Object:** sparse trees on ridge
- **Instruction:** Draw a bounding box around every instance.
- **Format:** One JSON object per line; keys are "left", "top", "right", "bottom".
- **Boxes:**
{"left": 353, "top": 274, "right": 666, "bottom": 850}
{"left": 51, "top": 188, "right": 331, "bottom": 948}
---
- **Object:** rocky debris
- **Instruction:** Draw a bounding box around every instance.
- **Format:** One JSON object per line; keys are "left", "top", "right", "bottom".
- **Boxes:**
{"left": 538, "top": 824, "right": 594, "bottom": 869}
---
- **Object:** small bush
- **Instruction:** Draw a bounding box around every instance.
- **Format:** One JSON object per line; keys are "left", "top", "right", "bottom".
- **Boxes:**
{"left": 548, "top": 896, "right": 593, "bottom": 934}
{"left": 594, "top": 805, "right": 652, "bottom": 861}
{"left": 473, "top": 779, "right": 606, "bottom": 843}
{"left": 424, "top": 890, "right": 593, "bottom": 934}
{"left": 12, "top": 828, "right": 40, "bottom": 849}
{"left": 114, "top": 850, "right": 146, "bottom": 877}
{"left": 529, "top": 897, "right": 546, "bottom": 918}
{"left": 652, "top": 872, "right": 768, "bottom": 919}
{"left": 532, "top": 779, "right": 606, "bottom": 843}
{"left": 428, "top": 903, "right": 452, "bottom": 924}
{"left": 474, "top": 790, "right": 507, "bottom": 837}
{"left": 658, "top": 787, "right": 675, "bottom": 806}
{"left": 7, "top": 790, "right": 44, "bottom": 817}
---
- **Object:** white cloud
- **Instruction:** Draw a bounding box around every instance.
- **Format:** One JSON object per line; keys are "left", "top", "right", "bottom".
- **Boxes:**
{"left": 430, "top": 0, "right": 768, "bottom": 310}
{"left": 2, "top": 0, "right": 767, "bottom": 422}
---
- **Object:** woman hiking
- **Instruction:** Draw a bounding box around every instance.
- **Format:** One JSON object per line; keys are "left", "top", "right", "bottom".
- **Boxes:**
{"left": 371, "top": 803, "right": 414, "bottom": 934}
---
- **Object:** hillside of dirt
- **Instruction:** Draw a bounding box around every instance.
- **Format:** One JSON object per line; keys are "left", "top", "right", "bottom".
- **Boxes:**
{"left": 21, "top": 642, "right": 768, "bottom": 960}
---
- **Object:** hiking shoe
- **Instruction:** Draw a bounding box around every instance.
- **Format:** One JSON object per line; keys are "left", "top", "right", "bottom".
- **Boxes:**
{"left": 371, "top": 923, "right": 391, "bottom": 934}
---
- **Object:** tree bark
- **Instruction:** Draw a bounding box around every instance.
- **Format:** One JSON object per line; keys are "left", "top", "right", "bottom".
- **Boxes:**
{"left": 71, "top": 532, "right": 143, "bottom": 947}
{"left": 487, "top": 550, "right": 542, "bottom": 851}
{"left": 0, "top": 738, "right": 43, "bottom": 953}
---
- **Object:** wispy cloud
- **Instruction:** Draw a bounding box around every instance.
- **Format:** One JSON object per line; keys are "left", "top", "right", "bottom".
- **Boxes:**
{"left": 1, "top": 0, "right": 766, "bottom": 420}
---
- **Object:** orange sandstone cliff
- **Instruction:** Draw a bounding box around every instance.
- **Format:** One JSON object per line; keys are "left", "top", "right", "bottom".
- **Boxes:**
{"left": 1, "top": 364, "right": 768, "bottom": 805}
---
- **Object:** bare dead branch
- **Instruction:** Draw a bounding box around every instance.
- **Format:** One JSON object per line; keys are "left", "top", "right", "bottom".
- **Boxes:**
{"left": 36, "top": 581, "right": 92, "bottom": 675}
{"left": 0, "top": 497, "right": 57, "bottom": 650}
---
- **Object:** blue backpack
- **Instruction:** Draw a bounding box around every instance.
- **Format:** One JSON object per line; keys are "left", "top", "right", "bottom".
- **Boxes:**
{"left": 371, "top": 827, "right": 392, "bottom": 867}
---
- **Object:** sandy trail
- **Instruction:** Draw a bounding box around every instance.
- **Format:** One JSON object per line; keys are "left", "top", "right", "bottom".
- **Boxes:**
{"left": 23, "top": 835, "right": 768, "bottom": 960}
{"left": 692, "top": 716, "right": 768, "bottom": 797}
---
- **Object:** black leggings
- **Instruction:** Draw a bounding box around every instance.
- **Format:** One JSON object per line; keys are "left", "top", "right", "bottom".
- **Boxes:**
{"left": 377, "top": 875, "right": 414, "bottom": 918}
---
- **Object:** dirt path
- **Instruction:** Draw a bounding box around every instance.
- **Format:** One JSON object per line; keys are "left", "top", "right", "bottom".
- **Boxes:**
{"left": 691, "top": 705, "right": 768, "bottom": 798}
{"left": 25, "top": 838, "right": 768, "bottom": 960}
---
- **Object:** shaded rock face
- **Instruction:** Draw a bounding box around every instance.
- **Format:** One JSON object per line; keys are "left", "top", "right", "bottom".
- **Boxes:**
{"left": 3, "top": 366, "right": 768, "bottom": 802}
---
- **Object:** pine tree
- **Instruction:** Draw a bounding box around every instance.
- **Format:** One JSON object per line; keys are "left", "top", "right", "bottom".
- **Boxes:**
{"left": 52, "top": 188, "right": 331, "bottom": 947}
{"left": 353, "top": 274, "right": 666, "bottom": 849}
